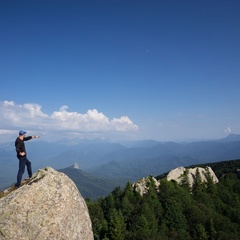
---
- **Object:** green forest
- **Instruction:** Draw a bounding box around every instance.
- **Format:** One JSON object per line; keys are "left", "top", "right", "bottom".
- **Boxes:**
{"left": 86, "top": 159, "right": 240, "bottom": 240}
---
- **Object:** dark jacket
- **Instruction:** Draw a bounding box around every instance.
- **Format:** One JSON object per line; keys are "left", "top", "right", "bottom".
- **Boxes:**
{"left": 15, "top": 136, "right": 32, "bottom": 157}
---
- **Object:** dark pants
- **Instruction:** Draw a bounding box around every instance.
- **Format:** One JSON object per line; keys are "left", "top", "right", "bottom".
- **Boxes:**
{"left": 16, "top": 156, "right": 32, "bottom": 187}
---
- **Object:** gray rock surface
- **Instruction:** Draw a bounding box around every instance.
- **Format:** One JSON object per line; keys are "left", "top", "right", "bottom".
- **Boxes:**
{"left": 167, "top": 166, "right": 219, "bottom": 187}
{"left": 0, "top": 167, "right": 94, "bottom": 240}
{"left": 132, "top": 176, "right": 160, "bottom": 196}
{"left": 133, "top": 166, "right": 219, "bottom": 195}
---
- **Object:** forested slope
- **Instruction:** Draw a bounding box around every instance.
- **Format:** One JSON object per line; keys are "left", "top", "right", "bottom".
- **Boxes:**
{"left": 87, "top": 159, "right": 240, "bottom": 240}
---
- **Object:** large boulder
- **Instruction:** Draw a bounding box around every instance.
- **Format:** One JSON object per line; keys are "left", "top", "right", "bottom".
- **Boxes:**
{"left": 0, "top": 167, "right": 94, "bottom": 240}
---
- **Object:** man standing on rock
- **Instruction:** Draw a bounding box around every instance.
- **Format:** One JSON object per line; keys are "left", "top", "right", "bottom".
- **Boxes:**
{"left": 15, "top": 130, "right": 40, "bottom": 188}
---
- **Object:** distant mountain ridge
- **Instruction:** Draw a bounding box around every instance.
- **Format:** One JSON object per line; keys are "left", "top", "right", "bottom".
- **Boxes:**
{"left": 1, "top": 134, "right": 240, "bottom": 191}
{"left": 216, "top": 133, "right": 240, "bottom": 142}
{"left": 89, "top": 136, "right": 240, "bottom": 181}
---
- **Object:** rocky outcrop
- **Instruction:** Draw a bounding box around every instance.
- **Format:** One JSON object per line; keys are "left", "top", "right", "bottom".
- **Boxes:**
{"left": 167, "top": 166, "right": 219, "bottom": 187}
{"left": 0, "top": 167, "right": 94, "bottom": 240}
{"left": 133, "top": 166, "right": 219, "bottom": 195}
{"left": 132, "top": 176, "right": 160, "bottom": 196}
{"left": 73, "top": 162, "right": 79, "bottom": 169}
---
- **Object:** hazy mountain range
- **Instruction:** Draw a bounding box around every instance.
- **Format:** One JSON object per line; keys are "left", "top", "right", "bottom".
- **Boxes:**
{"left": 1, "top": 134, "right": 240, "bottom": 192}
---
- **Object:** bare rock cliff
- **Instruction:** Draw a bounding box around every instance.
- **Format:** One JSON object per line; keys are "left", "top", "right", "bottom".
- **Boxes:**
{"left": 0, "top": 167, "right": 94, "bottom": 240}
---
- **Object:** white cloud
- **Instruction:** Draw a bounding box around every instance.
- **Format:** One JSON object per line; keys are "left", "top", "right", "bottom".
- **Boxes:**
{"left": 3, "top": 100, "right": 15, "bottom": 106}
{"left": 0, "top": 129, "right": 16, "bottom": 135}
{"left": 0, "top": 101, "right": 138, "bottom": 140}
{"left": 23, "top": 103, "right": 48, "bottom": 118}
{"left": 111, "top": 116, "right": 137, "bottom": 131}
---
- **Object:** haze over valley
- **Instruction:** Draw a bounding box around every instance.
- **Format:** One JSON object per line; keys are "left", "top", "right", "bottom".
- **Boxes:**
{"left": 1, "top": 134, "right": 240, "bottom": 198}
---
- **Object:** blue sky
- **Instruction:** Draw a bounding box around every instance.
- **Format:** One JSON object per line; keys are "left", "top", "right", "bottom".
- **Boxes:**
{"left": 0, "top": 0, "right": 240, "bottom": 142}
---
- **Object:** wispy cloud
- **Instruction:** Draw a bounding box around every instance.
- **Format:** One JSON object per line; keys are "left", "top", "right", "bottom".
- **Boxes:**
{"left": 224, "top": 127, "right": 232, "bottom": 134}
{"left": 0, "top": 101, "right": 138, "bottom": 140}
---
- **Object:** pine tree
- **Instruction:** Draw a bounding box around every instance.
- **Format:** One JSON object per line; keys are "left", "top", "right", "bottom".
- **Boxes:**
{"left": 108, "top": 209, "right": 126, "bottom": 240}
{"left": 140, "top": 202, "right": 159, "bottom": 238}
{"left": 164, "top": 198, "right": 187, "bottom": 230}
{"left": 206, "top": 219, "right": 216, "bottom": 240}
{"left": 204, "top": 167, "right": 217, "bottom": 194}
{"left": 86, "top": 200, "right": 108, "bottom": 240}
{"left": 134, "top": 214, "right": 151, "bottom": 239}
{"left": 180, "top": 169, "right": 191, "bottom": 192}
{"left": 192, "top": 168, "right": 204, "bottom": 195}
{"left": 195, "top": 224, "right": 208, "bottom": 240}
